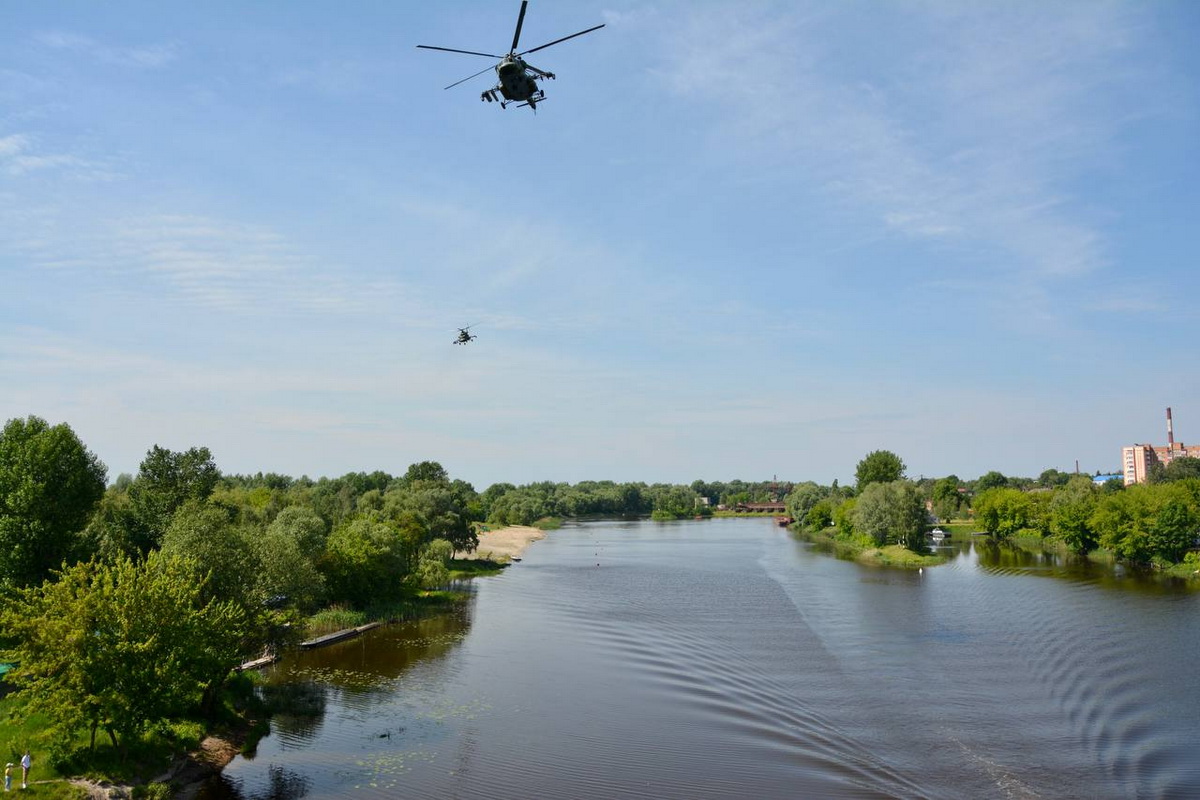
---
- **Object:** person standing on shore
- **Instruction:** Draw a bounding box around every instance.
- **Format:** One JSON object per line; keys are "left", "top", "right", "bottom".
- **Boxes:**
{"left": 5, "top": 762, "right": 12, "bottom": 791}
{"left": 18, "top": 753, "right": 29, "bottom": 789}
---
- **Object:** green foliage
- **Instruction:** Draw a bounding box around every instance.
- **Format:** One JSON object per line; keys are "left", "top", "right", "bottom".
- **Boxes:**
{"left": 414, "top": 539, "right": 454, "bottom": 589}
{"left": 319, "top": 516, "right": 416, "bottom": 608}
{"left": 854, "top": 450, "right": 906, "bottom": 490}
{"left": 266, "top": 506, "right": 328, "bottom": 560}
{"left": 784, "top": 483, "right": 826, "bottom": 525}
{"left": 851, "top": 481, "right": 927, "bottom": 550}
{"left": 972, "top": 487, "right": 1034, "bottom": 538}
{"left": 160, "top": 502, "right": 260, "bottom": 611}
{"left": 930, "top": 475, "right": 964, "bottom": 521}
{"left": 127, "top": 446, "right": 219, "bottom": 552}
{"left": 0, "top": 552, "right": 247, "bottom": 762}
{"left": 1048, "top": 476, "right": 1098, "bottom": 554}
{"left": 805, "top": 498, "right": 835, "bottom": 531}
{"left": 833, "top": 498, "right": 857, "bottom": 538}
{"left": 1148, "top": 456, "right": 1200, "bottom": 484}
{"left": 648, "top": 485, "right": 699, "bottom": 519}
{"left": 975, "top": 470, "right": 1009, "bottom": 492}
{"left": 0, "top": 416, "right": 107, "bottom": 588}
{"left": 1090, "top": 481, "right": 1200, "bottom": 564}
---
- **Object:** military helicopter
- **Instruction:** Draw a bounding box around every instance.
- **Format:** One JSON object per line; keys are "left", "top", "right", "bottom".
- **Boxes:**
{"left": 454, "top": 325, "right": 477, "bottom": 345}
{"left": 417, "top": 1, "right": 604, "bottom": 110}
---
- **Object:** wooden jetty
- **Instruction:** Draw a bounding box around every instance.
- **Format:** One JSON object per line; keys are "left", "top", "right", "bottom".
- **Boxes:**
{"left": 237, "top": 653, "right": 279, "bottom": 672}
{"left": 299, "top": 621, "right": 383, "bottom": 650}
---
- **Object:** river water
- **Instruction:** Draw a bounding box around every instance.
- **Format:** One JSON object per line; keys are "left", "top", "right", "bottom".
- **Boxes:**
{"left": 199, "top": 518, "right": 1200, "bottom": 799}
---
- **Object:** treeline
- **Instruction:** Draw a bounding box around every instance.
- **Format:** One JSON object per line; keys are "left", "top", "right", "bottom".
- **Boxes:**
{"left": 0, "top": 413, "right": 801, "bottom": 764}
{"left": 783, "top": 449, "right": 1200, "bottom": 569}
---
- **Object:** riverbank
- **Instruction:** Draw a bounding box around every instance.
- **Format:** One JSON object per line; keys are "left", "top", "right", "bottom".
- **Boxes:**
{"left": 795, "top": 528, "right": 946, "bottom": 568}
{"left": 457, "top": 525, "right": 546, "bottom": 562}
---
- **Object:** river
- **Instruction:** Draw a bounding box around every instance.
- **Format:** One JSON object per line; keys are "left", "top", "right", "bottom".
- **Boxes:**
{"left": 199, "top": 518, "right": 1200, "bottom": 799}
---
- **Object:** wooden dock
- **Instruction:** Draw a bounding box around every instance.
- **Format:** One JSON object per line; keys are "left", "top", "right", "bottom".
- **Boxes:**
{"left": 298, "top": 621, "right": 383, "bottom": 650}
{"left": 237, "top": 653, "right": 280, "bottom": 672}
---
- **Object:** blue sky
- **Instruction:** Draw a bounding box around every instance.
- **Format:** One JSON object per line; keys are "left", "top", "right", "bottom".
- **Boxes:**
{"left": 2, "top": 1, "right": 1198, "bottom": 488}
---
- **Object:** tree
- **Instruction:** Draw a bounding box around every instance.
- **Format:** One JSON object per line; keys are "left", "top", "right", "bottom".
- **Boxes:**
{"left": 401, "top": 461, "right": 449, "bottom": 485}
{"left": 972, "top": 488, "right": 1033, "bottom": 538}
{"left": 266, "top": 505, "right": 328, "bottom": 560}
{"left": 0, "top": 552, "right": 246, "bottom": 759}
{"left": 1038, "top": 468, "right": 1072, "bottom": 489}
{"left": 127, "top": 445, "right": 219, "bottom": 551}
{"left": 1091, "top": 482, "right": 1200, "bottom": 564}
{"left": 784, "top": 482, "right": 826, "bottom": 525}
{"left": 1149, "top": 457, "right": 1200, "bottom": 484}
{"left": 931, "top": 475, "right": 964, "bottom": 521}
{"left": 1049, "top": 476, "right": 1098, "bottom": 554}
{"left": 320, "top": 516, "right": 417, "bottom": 608}
{"left": 0, "top": 416, "right": 107, "bottom": 587}
{"left": 975, "top": 470, "right": 1008, "bottom": 492}
{"left": 852, "top": 480, "right": 927, "bottom": 549}
{"left": 160, "top": 501, "right": 261, "bottom": 611}
{"left": 855, "top": 450, "right": 906, "bottom": 490}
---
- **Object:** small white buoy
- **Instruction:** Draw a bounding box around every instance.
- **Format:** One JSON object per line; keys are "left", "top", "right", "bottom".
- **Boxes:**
{"left": 919, "top": 568, "right": 924, "bottom": 575}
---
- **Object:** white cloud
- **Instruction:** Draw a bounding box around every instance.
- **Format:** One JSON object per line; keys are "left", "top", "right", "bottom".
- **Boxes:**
{"left": 35, "top": 31, "right": 179, "bottom": 68}
{"left": 647, "top": 1, "right": 1148, "bottom": 284}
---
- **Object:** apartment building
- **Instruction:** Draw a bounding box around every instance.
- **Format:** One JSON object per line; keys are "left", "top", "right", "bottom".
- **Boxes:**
{"left": 1122, "top": 408, "right": 1200, "bottom": 485}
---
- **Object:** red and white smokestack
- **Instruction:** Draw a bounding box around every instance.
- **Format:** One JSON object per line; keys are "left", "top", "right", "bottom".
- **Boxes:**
{"left": 1167, "top": 407, "right": 1175, "bottom": 446}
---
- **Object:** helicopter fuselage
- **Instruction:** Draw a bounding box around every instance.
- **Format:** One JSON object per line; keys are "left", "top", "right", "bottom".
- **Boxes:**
{"left": 418, "top": 1, "right": 601, "bottom": 111}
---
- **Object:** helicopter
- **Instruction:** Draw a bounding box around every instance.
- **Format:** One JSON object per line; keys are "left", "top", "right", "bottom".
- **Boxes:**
{"left": 417, "top": 1, "right": 604, "bottom": 111}
{"left": 454, "top": 325, "right": 477, "bottom": 345}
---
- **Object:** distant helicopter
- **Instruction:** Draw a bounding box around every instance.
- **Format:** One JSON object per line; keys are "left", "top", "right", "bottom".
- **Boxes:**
{"left": 417, "top": 1, "right": 604, "bottom": 111}
{"left": 454, "top": 325, "right": 477, "bottom": 345}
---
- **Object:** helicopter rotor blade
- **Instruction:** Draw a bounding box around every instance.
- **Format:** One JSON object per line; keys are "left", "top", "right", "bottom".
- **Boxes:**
{"left": 510, "top": 0, "right": 528, "bottom": 54}
{"left": 518, "top": 23, "right": 605, "bottom": 56}
{"left": 442, "top": 65, "right": 497, "bottom": 90}
{"left": 416, "top": 44, "right": 502, "bottom": 59}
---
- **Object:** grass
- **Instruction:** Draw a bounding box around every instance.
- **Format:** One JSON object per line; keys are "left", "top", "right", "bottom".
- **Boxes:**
{"left": 303, "top": 591, "right": 469, "bottom": 637}
{"left": 0, "top": 671, "right": 266, "bottom": 800}
{"left": 796, "top": 528, "right": 947, "bottom": 569}
{"left": 858, "top": 544, "right": 946, "bottom": 568}
{"left": 532, "top": 517, "right": 563, "bottom": 530}
{"left": 447, "top": 558, "right": 507, "bottom": 579}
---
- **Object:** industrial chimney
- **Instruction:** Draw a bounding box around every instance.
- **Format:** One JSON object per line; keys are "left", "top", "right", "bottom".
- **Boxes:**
{"left": 1167, "top": 407, "right": 1175, "bottom": 449}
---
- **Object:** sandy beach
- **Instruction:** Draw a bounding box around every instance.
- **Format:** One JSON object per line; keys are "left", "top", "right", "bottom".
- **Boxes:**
{"left": 456, "top": 525, "right": 547, "bottom": 561}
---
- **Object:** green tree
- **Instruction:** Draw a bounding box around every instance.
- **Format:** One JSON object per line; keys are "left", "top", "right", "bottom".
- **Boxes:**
{"left": 127, "top": 445, "right": 219, "bottom": 551}
{"left": 320, "top": 515, "right": 417, "bottom": 607}
{"left": 414, "top": 539, "right": 454, "bottom": 589}
{"left": 266, "top": 505, "right": 328, "bottom": 560}
{"left": 401, "top": 461, "right": 450, "bottom": 485}
{"left": 855, "top": 450, "right": 906, "bottom": 490}
{"left": 0, "top": 552, "right": 247, "bottom": 759}
{"left": 931, "top": 475, "right": 964, "bottom": 521}
{"left": 1149, "top": 457, "right": 1200, "bottom": 484}
{"left": 852, "top": 480, "right": 927, "bottom": 549}
{"left": 975, "top": 470, "right": 1008, "bottom": 492}
{"left": 784, "top": 482, "right": 826, "bottom": 525}
{"left": 805, "top": 498, "right": 835, "bottom": 531}
{"left": 160, "top": 501, "right": 260, "bottom": 611}
{"left": 0, "top": 416, "right": 107, "bottom": 587}
{"left": 972, "top": 487, "right": 1033, "bottom": 538}
{"left": 1048, "top": 476, "right": 1098, "bottom": 554}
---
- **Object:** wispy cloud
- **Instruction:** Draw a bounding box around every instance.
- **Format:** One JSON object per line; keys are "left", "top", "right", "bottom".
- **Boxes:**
{"left": 647, "top": 1, "right": 1149, "bottom": 283}
{"left": 0, "top": 132, "right": 110, "bottom": 178}
{"left": 35, "top": 31, "right": 179, "bottom": 68}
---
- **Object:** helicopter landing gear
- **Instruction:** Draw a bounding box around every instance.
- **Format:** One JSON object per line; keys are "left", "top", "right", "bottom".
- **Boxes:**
{"left": 501, "top": 89, "right": 545, "bottom": 109}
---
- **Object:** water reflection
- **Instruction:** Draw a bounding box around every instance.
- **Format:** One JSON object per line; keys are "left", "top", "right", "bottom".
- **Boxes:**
{"left": 257, "top": 683, "right": 327, "bottom": 747}
{"left": 212, "top": 765, "right": 311, "bottom": 800}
